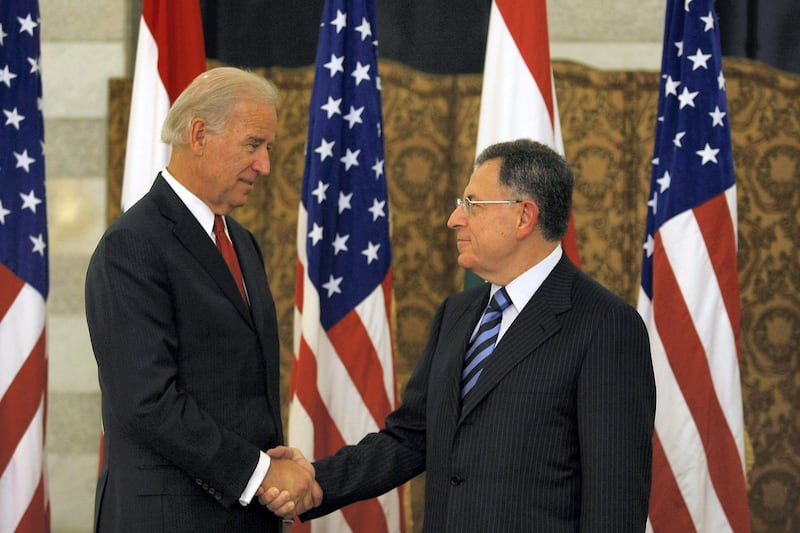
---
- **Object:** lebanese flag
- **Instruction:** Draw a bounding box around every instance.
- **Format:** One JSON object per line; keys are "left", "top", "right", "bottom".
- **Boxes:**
{"left": 476, "top": 0, "right": 581, "bottom": 267}
{"left": 120, "top": 0, "right": 206, "bottom": 211}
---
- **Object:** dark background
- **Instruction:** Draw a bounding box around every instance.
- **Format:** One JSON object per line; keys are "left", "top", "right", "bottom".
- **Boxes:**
{"left": 196, "top": 0, "right": 800, "bottom": 75}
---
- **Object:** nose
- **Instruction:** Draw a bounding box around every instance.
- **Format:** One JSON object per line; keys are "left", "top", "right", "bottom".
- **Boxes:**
{"left": 253, "top": 146, "right": 271, "bottom": 175}
{"left": 447, "top": 205, "right": 464, "bottom": 229}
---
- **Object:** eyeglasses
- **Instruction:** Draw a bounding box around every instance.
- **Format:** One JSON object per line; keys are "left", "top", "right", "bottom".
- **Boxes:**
{"left": 455, "top": 197, "right": 522, "bottom": 215}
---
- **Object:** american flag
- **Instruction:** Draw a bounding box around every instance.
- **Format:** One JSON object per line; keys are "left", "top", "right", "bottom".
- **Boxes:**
{"left": 0, "top": 1, "right": 51, "bottom": 531}
{"left": 472, "top": 0, "right": 580, "bottom": 290}
{"left": 638, "top": 1, "right": 750, "bottom": 531}
{"left": 289, "top": 0, "right": 404, "bottom": 532}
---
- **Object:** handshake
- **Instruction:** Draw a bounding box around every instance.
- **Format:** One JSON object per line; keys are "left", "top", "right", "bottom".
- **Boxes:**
{"left": 256, "top": 446, "right": 323, "bottom": 519}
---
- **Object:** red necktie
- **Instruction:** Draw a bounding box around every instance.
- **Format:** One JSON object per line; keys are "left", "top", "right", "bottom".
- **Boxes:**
{"left": 213, "top": 215, "right": 248, "bottom": 305}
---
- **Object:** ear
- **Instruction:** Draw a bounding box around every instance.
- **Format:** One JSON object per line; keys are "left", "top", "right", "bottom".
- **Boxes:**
{"left": 188, "top": 117, "right": 207, "bottom": 154}
{"left": 516, "top": 200, "right": 539, "bottom": 238}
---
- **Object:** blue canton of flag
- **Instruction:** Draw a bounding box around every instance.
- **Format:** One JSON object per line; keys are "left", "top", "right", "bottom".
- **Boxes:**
{"left": 302, "top": 0, "right": 388, "bottom": 330}
{"left": 0, "top": 0, "right": 48, "bottom": 298}
{"left": 641, "top": 0, "right": 733, "bottom": 298}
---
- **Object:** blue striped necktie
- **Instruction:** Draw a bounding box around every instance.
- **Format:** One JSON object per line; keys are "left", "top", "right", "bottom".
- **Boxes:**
{"left": 462, "top": 287, "right": 511, "bottom": 398}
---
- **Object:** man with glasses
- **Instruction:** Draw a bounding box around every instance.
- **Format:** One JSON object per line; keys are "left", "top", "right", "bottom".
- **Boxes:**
{"left": 266, "top": 138, "right": 655, "bottom": 532}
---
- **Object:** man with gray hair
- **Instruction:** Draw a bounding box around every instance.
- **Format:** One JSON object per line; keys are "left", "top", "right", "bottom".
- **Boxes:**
{"left": 86, "top": 67, "right": 320, "bottom": 532}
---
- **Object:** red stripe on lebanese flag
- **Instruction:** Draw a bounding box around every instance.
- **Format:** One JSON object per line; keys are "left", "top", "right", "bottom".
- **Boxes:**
{"left": 476, "top": 0, "right": 581, "bottom": 267}
{"left": 120, "top": 0, "right": 206, "bottom": 211}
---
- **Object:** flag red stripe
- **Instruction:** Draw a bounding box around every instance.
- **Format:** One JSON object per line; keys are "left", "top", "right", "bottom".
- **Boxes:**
{"left": 14, "top": 474, "right": 49, "bottom": 533}
{"left": 294, "top": 338, "right": 346, "bottom": 456}
{"left": 495, "top": 0, "right": 555, "bottom": 126}
{"left": 0, "top": 265, "right": 24, "bottom": 321}
{"left": 143, "top": 0, "right": 206, "bottom": 103}
{"left": 293, "top": 338, "right": 391, "bottom": 533}
{"left": 648, "top": 432, "right": 697, "bottom": 533}
{"left": 327, "top": 313, "right": 393, "bottom": 428}
{"left": 693, "top": 195, "right": 741, "bottom": 359}
{"left": 651, "top": 235, "right": 751, "bottom": 530}
{"left": 0, "top": 331, "right": 46, "bottom": 474}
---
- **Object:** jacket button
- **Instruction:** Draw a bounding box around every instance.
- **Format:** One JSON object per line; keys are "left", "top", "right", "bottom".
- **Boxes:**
{"left": 195, "top": 478, "right": 203, "bottom": 485}
{"left": 450, "top": 476, "right": 462, "bottom": 486}
{"left": 215, "top": 493, "right": 223, "bottom": 501}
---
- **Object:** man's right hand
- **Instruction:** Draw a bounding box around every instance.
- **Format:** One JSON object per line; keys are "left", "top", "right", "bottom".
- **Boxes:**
{"left": 259, "top": 447, "right": 322, "bottom": 517}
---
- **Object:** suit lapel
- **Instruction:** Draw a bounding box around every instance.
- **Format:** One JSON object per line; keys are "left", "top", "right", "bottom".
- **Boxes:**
{"left": 151, "top": 176, "right": 254, "bottom": 326}
{"left": 459, "top": 257, "right": 576, "bottom": 422}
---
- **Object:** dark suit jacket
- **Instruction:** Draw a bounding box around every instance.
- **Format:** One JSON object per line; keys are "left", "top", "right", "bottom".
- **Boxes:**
{"left": 305, "top": 255, "right": 655, "bottom": 532}
{"left": 86, "top": 175, "right": 284, "bottom": 532}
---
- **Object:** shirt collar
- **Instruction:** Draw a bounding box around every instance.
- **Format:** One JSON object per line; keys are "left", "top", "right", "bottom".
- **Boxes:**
{"left": 490, "top": 245, "right": 563, "bottom": 313}
{"left": 161, "top": 167, "right": 217, "bottom": 239}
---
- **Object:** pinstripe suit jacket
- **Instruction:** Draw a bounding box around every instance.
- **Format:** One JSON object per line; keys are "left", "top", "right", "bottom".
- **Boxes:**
{"left": 306, "top": 255, "right": 655, "bottom": 532}
{"left": 86, "top": 175, "right": 284, "bottom": 532}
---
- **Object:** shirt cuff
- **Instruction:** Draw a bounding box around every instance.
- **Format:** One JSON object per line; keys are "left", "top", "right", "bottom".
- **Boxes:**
{"left": 239, "top": 451, "right": 271, "bottom": 506}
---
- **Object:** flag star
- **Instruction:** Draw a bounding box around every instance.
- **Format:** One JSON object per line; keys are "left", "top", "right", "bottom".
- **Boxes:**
{"left": 322, "top": 274, "right": 343, "bottom": 297}
{"left": 315, "top": 138, "right": 335, "bottom": 161}
{"left": 355, "top": 17, "right": 372, "bottom": 41}
{"left": 343, "top": 105, "right": 364, "bottom": 129}
{"left": 4, "top": 106, "right": 25, "bottom": 129}
{"left": 308, "top": 222, "right": 324, "bottom": 245}
{"left": 657, "top": 170, "right": 671, "bottom": 192}
{"left": 323, "top": 54, "right": 344, "bottom": 77}
{"left": 709, "top": 105, "right": 726, "bottom": 127}
{"left": 684, "top": 0, "right": 693, "bottom": 12}
{"left": 696, "top": 143, "right": 720, "bottom": 165}
{"left": 330, "top": 9, "right": 347, "bottom": 33}
{"left": 20, "top": 189, "right": 42, "bottom": 213}
{"left": 331, "top": 233, "right": 349, "bottom": 255}
{"left": 321, "top": 96, "right": 342, "bottom": 118}
{"left": 372, "top": 158, "right": 384, "bottom": 179}
{"left": 27, "top": 56, "right": 40, "bottom": 74}
{"left": 30, "top": 233, "right": 46, "bottom": 256}
{"left": 664, "top": 75, "right": 680, "bottom": 96}
{"left": 717, "top": 71, "right": 726, "bottom": 91}
{"left": 376, "top": 75, "right": 381, "bottom": 91}
{"left": 18, "top": 13, "right": 38, "bottom": 36}
{"left": 0, "top": 199, "right": 10, "bottom": 224}
{"left": 338, "top": 191, "right": 353, "bottom": 214}
{"left": 648, "top": 192, "right": 658, "bottom": 214}
{"left": 351, "top": 61, "right": 371, "bottom": 86}
{"left": 368, "top": 198, "right": 386, "bottom": 221}
{"left": 0, "top": 23, "right": 7, "bottom": 45}
{"left": 687, "top": 48, "right": 712, "bottom": 70}
{"left": 674, "top": 40, "right": 684, "bottom": 57}
{"left": 643, "top": 234, "right": 655, "bottom": 258}
{"left": 673, "top": 131, "right": 686, "bottom": 147}
{"left": 677, "top": 86, "right": 699, "bottom": 109}
{"left": 340, "top": 148, "right": 360, "bottom": 170}
{"left": 700, "top": 10, "right": 715, "bottom": 31}
{"left": 0, "top": 64, "right": 17, "bottom": 87}
{"left": 362, "top": 241, "right": 380, "bottom": 264}
{"left": 312, "top": 181, "right": 329, "bottom": 204}
{"left": 652, "top": 157, "right": 660, "bottom": 166}
{"left": 15, "top": 149, "right": 35, "bottom": 172}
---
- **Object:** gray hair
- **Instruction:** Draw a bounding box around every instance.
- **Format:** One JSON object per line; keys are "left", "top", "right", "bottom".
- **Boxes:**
{"left": 161, "top": 67, "right": 280, "bottom": 145}
{"left": 475, "top": 139, "right": 574, "bottom": 241}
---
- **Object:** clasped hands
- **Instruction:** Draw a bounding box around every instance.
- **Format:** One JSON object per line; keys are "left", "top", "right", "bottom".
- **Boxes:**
{"left": 256, "top": 446, "right": 322, "bottom": 518}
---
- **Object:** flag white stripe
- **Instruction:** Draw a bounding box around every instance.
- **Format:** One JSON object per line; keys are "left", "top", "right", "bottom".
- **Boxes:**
{"left": 0, "top": 285, "right": 44, "bottom": 394}
{"left": 121, "top": 16, "right": 171, "bottom": 211}
{"left": 642, "top": 297, "right": 729, "bottom": 531}
{"left": 0, "top": 398, "right": 45, "bottom": 532}
{"left": 659, "top": 201, "right": 746, "bottom": 463}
